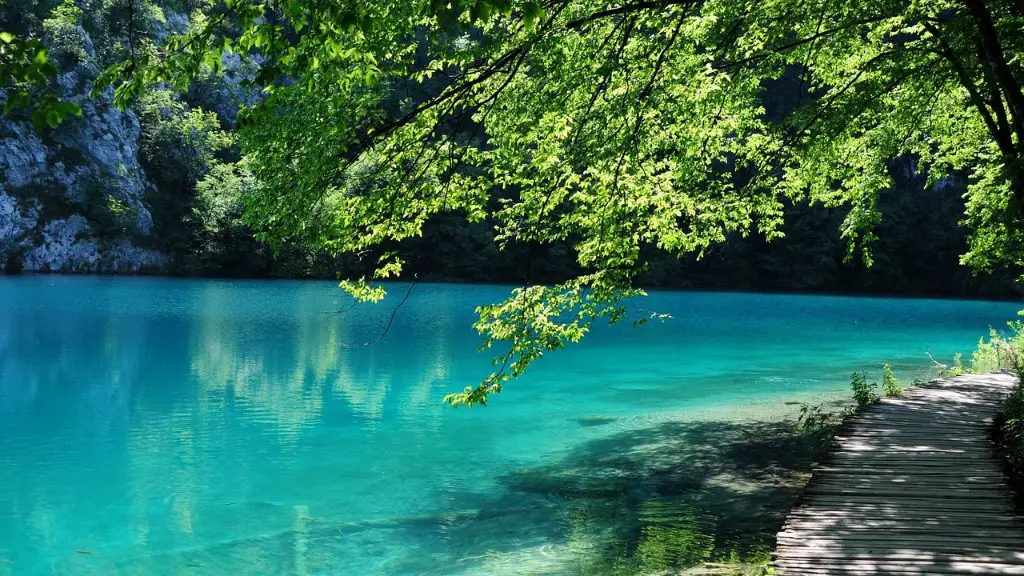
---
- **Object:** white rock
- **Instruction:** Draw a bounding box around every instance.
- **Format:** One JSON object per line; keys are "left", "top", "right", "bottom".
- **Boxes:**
{"left": 0, "top": 25, "right": 167, "bottom": 273}
{"left": 22, "top": 215, "right": 100, "bottom": 272}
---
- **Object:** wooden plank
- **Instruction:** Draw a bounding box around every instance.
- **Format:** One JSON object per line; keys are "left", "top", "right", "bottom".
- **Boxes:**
{"left": 825, "top": 453, "right": 1003, "bottom": 462}
{"left": 846, "top": 414, "right": 992, "bottom": 423}
{"left": 834, "top": 434, "right": 994, "bottom": 441}
{"left": 781, "top": 522, "right": 1024, "bottom": 534}
{"left": 770, "top": 557, "right": 1024, "bottom": 569}
{"left": 832, "top": 438, "right": 994, "bottom": 446}
{"left": 797, "top": 493, "right": 1016, "bottom": 506}
{"left": 779, "top": 532, "right": 1024, "bottom": 543}
{"left": 775, "top": 547, "right": 1024, "bottom": 562}
{"left": 778, "top": 506, "right": 1019, "bottom": 516}
{"left": 846, "top": 414, "right": 991, "bottom": 422}
{"left": 806, "top": 473, "right": 1007, "bottom": 481}
{"left": 783, "top": 518, "right": 1024, "bottom": 530}
{"left": 773, "top": 373, "right": 1024, "bottom": 576}
{"left": 810, "top": 466, "right": 1005, "bottom": 474}
{"left": 803, "top": 488, "right": 1014, "bottom": 500}
{"left": 775, "top": 550, "right": 1024, "bottom": 563}
{"left": 776, "top": 533, "right": 1024, "bottom": 547}
{"left": 782, "top": 517, "right": 1024, "bottom": 529}
{"left": 809, "top": 473, "right": 1006, "bottom": 480}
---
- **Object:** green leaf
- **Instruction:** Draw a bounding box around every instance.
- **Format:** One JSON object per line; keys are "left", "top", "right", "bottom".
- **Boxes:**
{"left": 53, "top": 101, "right": 83, "bottom": 117}
{"left": 523, "top": 1, "right": 544, "bottom": 28}
{"left": 30, "top": 109, "right": 45, "bottom": 132}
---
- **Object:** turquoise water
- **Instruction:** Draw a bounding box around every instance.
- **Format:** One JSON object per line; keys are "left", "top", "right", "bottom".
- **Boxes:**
{"left": 0, "top": 277, "right": 1020, "bottom": 575}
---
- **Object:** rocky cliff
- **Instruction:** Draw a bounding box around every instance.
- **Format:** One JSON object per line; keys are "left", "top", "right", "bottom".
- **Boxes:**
{"left": 0, "top": 26, "right": 167, "bottom": 273}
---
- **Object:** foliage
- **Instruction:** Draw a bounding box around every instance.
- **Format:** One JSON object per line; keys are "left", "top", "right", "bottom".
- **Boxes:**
{"left": 0, "top": 33, "right": 81, "bottom": 130}
{"left": 881, "top": 363, "right": 903, "bottom": 397}
{"left": 82, "top": 0, "right": 1024, "bottom": 403}
{"left": 795, "top": 403, "right": 845, "bottom": 447}
{"left": 998, "top": 381, "right": 1024, "bottom": 490}
{"left": 971, "top": 314, "right": 1024, "bottom": 373}
{"left": 84, "top": 0, "right": 169, "bottom": 68}
{"left": 797, "top": 365, "right": 906, "bottom": 450}
{"left": 564, "top": 496, "right": 772, "bottom": 576}
{"left": 992, "top": 321, "right": 1024, "bottom": 503}
{"left": 90, "top": 191, "right": 142, "bottom": 237}
{"left": 41, "top": 0, "right": 88, "bottom": 67}
{"left": 938, "top": 353, "right": 971, "bottom": 377}
{"left": 136, "top": 88, "right": 233, "bottom": 258}
{"left": 14, "top": 0, "right": 1011, "bottom": 293}
{"left": 446, "top": 273, "right": 652, "bottom": 406}
{"left": 191, "top": 159, "right": 265, "bottom": 269}
{"left": 194, "top": 162, "right": 249, "bottom": 235}
{"left": 137, "top": 88, "right": 232, "bottom": 187}
{"left": 851, "top": 372, "right": 879, "bottom": 409}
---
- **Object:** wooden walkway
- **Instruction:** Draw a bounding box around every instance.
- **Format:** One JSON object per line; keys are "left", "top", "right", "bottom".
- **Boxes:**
{"left": 772, "top": 372, "right": 1024, "bottom": 575}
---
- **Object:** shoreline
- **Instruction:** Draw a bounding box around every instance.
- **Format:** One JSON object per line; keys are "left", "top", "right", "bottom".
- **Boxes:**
{"left": 3, "top": 271, "right": 1022, "bottom": 305}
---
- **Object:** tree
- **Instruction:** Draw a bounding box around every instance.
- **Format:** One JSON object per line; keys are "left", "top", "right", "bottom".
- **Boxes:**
{"left": 96, "top": 0, "right": 1024, "bottom": 404}
{"left": 0, "top": 32, "right": 81, "bottom": 129}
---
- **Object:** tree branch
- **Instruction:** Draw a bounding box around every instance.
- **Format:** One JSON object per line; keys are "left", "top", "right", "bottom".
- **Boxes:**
{"left": 713, "top": 15, "right": 894, "bottom": 70}
{"left": 962, "top": 0, "right": 1024, "bottom": 145}
{"left": 923, "top": 20, "right": 1012, "bottom": 157}
{"left": 565, "top": 0, "right": 697, "bottom": 30}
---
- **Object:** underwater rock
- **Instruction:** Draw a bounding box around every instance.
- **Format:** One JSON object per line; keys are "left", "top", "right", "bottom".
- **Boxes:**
{"left": 575, "top": 415, "right": 618, "bottom": 427}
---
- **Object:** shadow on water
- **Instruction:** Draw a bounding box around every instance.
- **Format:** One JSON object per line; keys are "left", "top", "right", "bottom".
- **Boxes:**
{"left": 473, "top": 417, "right": 828, "bottom": 574}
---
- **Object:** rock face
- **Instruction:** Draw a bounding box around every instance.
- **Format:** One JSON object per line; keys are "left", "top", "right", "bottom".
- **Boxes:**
{"left": 21, "top": 215, "right": 100, "bottom": 272}
{"left": 17, "top": 215, "right": 167, "bottom": 273}
{"left": 0, "top": 26, "right": 166, "bottom": 274}
{"left": 0, "top": 189, "right": 39, "bottom": 268}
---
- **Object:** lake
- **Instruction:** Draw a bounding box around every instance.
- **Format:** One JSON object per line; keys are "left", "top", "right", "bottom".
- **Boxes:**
{"left": 0, "top": 277, "right": 1020, "bottom": 574}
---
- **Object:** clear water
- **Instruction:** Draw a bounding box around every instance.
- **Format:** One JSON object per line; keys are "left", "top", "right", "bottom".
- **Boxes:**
{"left": 0, "top": 277, "right": 1020, "bottom": 575}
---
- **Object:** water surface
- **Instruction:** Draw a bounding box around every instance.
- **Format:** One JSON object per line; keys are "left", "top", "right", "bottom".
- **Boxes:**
{"left": 0, "top": 277, "right": 1019, "bottom": 574}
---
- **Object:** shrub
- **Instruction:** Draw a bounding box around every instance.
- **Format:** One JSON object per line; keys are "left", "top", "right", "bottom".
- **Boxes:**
{"left": 137, "top": 89, "right": 233, "bottom": 190}
{"left": 938, "top": 353, "right": 970, "bottom": 377}
{"left": 851, "top": 372, "right": 878, "bottom": 409}
{"left": 997, "top": 380, "right": 1024, "bottom": 503}
{"left": 881, "top": 364, "right": 903, "bottom": 398}
{"left": 42, "top": 0, "right": 89, "bottom": 67}
{"left": 971, "top": 319, "right": 1024, "bottom": 374}
{"left": 190, "top": 160, "right": 261, "bottom": 269}
{"left": 135, "top": 89, "right": 233, "bottom": 258}
{"left": 795, "top": 403, "right": 844, "bottom": 446}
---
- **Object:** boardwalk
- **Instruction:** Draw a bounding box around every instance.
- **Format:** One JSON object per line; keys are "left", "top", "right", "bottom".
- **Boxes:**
{"left": 773, "top": 372, "right": 1024, "bottom": 575}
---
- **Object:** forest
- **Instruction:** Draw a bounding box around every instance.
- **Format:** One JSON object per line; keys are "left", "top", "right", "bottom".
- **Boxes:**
{"left": 2, "top": 0, "right": 1022, "bottom": 300}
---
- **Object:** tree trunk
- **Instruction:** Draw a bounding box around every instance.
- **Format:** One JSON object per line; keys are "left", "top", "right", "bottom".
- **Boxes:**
{"left": 962, "top": 0, "right": 1024, "bottom": 215}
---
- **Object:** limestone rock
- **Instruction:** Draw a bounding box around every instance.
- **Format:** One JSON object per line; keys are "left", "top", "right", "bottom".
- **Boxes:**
{"left": 0, "top": 189, "right": 39, "bottom": 266}
{"left": 0, "top": 26, "right": 165, "bottom": 273}
{"left": 21, "top": 215, "right": 100, "bottom": 272}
